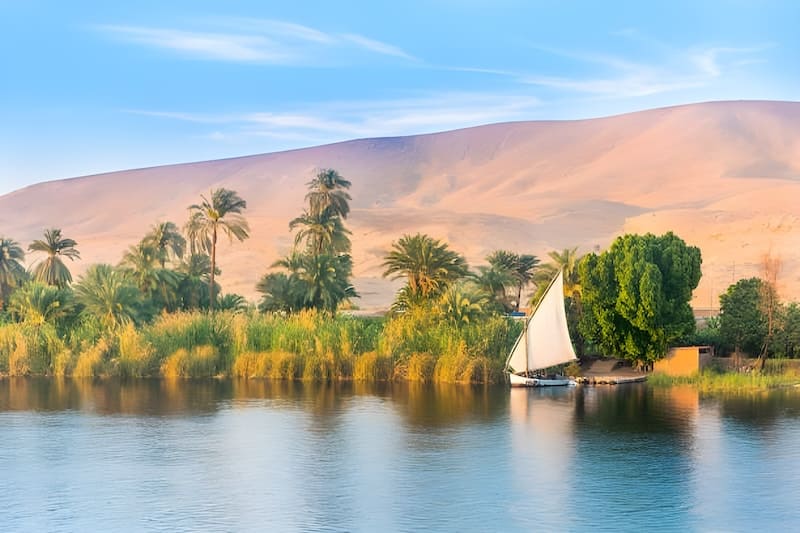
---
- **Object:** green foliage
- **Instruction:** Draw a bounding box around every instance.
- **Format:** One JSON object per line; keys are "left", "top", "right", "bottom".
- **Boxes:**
{"left": 187, "top": 188, "right": 250, "bottom": 310}
{"left": 719, "top": 278, "right": 768, "bottom": 356}
{"left": 262, "top": 170, "right": 355, "bottom": 313}
{"left": 774, "top": 303, "right": 800, "bottom": 358}
{"left": 120, "top": 240, "right": 180, "bottom": 312}
{"left": 74, "top": 264, "right": 146, "bottom": 330}
{"left": 484, "top": 250, "right": 539, "bottom": 312}
{"left": 305, "top": 168, "right": 352, "bottom": 219}
{"left": 8, "top": 282, "right": 74, "bottom": 328}
{"left": 383, "top": 233, "right": 469, "bottom": 308}
{"left": 579, "top": 232, "right": 702, "bottom": 365}
{"left": 649, "top": 364, "right": 800, "bottom": 391}
{"left": 0, "top": 237, "right": 27, "bottom": 309}
{"left": 435, "top": 283, "right": 489, "bottom": 325}
{"left": 144, "top": 221, "right": 186, "bottom": 268}
{"left": 28, "top": 228, "right": 80, "bottom": 288}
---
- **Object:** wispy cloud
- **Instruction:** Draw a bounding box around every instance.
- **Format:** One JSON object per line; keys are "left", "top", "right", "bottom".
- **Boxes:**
{"left": 126, "top": 91, "right": 541, "bottom": 145}
{"left": 517, "top": 39, "right": 771, "bottom": 98}
{"left": 95, "top": 18, "right": 415, "bottom": 64}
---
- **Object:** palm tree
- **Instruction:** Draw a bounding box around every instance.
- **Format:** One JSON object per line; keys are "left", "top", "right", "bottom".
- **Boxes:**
{"left": 119, "top": 241, "right": 180, "bottom": 311}
{"left": 382, "top": 233, "right": 469, "bottom": 304}
{"left": 472, "top": 265, "right": 515, "bottom": 312}
{"left": 145, "top": 221, "right": 186, "bottom": 268}
{"left": 256, "top": 272, "right": 300, "bottom": 313}
{"left": 176, "top": 253, "right": 218, "bottom": 310}
{"left": 436, "top": 283, "right": 489, "bottom": 326}
{"left": 28, "top": 228, "right": 80, "bottom": 288}
{"left": 305, "top": 168, "right": 352, "bottom": 218}
{"left": 186, "top": 189, "right": 249, "bottom": 311}
{"left": 548, "top": 247, "right": 582, "bottom": 298}
{"left": 289, "top": 209, "right": 351, "bottom": 256}
{"left": 74, "top": 264, "right": 143, "bottom": 329}
{"left": 486, "top": 251, "right": 540, "bottom": 311}
{"left": 0, "top": 238, "right": 27, "bottom": 309}
{"left": 8, "top": 282, "right": 73, "bottom": 326}
{"left": 296, "top": 253, "right": 357, "bottom": 312}
{"left": 216, "top": 293, "right": 249, "bottom": 314}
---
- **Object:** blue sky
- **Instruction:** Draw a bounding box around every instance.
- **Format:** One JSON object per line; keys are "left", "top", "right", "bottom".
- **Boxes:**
{"left": 1, "top": 0, "right": 797, "bottom": 194}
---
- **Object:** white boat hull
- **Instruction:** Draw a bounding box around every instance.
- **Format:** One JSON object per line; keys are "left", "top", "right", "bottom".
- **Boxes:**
{"left": 508, "top": 373, "right": 574, "bottom": 387}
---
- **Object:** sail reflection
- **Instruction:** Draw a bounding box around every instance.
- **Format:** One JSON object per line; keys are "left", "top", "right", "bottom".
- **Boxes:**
{"left": 508, "top": 387, "right": 577, "bottom": 523}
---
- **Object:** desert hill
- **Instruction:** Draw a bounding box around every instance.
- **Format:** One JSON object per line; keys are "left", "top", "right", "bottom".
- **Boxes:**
{"left": 2, "top": 100, "right": 799, "bottom": 310}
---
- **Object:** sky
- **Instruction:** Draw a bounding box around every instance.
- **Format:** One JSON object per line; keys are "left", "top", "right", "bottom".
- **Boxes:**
{"left": 1, "top": 0, "right": 797, "bottom": 195}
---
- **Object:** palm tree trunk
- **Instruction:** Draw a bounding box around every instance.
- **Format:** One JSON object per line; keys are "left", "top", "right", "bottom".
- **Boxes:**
{"left": 209, "top": 227, "right": 217, "bottom": 312}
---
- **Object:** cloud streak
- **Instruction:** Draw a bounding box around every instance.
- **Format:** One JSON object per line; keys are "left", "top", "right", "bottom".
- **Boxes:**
{"left": 126, "top": 91, "right": 542, "bottom": 145}
{"left": 96, "top": 18, "right": 415, "bottom": 64}
{"left": 517, "top": 39, "right": 771, "bottom": 98}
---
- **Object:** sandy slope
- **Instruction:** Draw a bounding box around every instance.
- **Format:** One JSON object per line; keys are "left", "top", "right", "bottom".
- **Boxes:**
{"left": 1, "top": 100, "right": 799, "bottom": 310}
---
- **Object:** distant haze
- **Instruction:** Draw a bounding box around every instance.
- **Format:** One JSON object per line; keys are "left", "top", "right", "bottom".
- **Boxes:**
{"left": 2, "top": 100, "right": 799, "bottom": 310}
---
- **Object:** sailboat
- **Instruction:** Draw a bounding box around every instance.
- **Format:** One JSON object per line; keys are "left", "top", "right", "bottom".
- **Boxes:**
{"left": 505, "top": 270, "right": 578, "bottom": 387}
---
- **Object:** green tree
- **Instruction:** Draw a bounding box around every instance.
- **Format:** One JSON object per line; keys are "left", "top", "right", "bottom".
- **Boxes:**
{"left": 718, "top": 277, "right": 769, "bottom": 356}
{"left": 176, "top": 253, "right": 218, "bottom": 311}
{"left": 382, "top": 233, "right": 469, "bottom": 307}
{"left": 486, "top": 251, "right": 539, "bottom": 312}
{"left": 216, "top": 293, "right": 249, "bottom": 313}
{"left": 8, "top": 281, "right": 74, "bottom": 327}
{"left": 305, "top": 168, "right": 352, "bottom": 219}
{"left": 774, "top": 303, "right": 800, "bottom": 358}
{"left": 28, "top": 228, "right": 80, "bottom": 288}
{"left": 289, "top": 209, "right": 351, "bottom": 256}
{"left": 292, "top": 253, "right": 356, "bottom": 312}
{"left": 0, "top": 238, "right": 27, "bottom": 309}
{"left": 144, "top": 221, "right": 186, "bottom": 268}
{"left": 472, "top": 264, "right": 515, "bottom": 312}
{"left": 436, "top": 283, "right": 489, "bottom": 325}
{"left": 119, "top": 241, "right": 180, "bottom": 311}
{"left": 187, "top": 189, "right": 249, "bottom": 310}
{"left": 578, "top": 232, "right": 702, "bottom": 366}
{"left": 74, "top": 264, "right": 144, "bottom": 329}
{"left": 256, "top": 272, "right": 301, "bottom": 313}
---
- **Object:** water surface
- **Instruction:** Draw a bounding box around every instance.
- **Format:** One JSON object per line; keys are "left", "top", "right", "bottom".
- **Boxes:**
{"left": 1, "top": 378, "right": 799, "bottom": 532}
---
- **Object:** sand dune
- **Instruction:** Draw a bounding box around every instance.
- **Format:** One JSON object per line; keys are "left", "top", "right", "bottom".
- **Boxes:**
{"left": 1, "top": 100, "right": 799, "bottom": 310}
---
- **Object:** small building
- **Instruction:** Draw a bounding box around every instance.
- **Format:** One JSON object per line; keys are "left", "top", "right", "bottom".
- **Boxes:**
{"left": 653, "top": 346, "right": 714, "bottom": 376}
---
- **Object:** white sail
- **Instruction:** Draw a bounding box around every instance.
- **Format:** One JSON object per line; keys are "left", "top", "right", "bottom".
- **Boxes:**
{"left": 506, "top": 270, "right": 577, "bottom": 374}
{"left": 527, "top": 270, "right": 577, "bottom": 370}
{"left": 506, "top": 328, "right": 528, "bottom": 374}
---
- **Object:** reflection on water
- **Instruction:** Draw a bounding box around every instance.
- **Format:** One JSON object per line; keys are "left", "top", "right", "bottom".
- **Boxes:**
{"left": 1, "top": 378, "right": 799, "bottom": 532}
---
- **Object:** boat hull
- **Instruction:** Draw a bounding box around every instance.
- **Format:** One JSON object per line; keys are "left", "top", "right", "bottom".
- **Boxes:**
{"left": 508, "top": 373, "right": 574, "bottom": 387}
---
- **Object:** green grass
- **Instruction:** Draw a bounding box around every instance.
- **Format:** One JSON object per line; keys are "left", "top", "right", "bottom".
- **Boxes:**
{"left": 649, "top": 364, "right": 800, "bottom": 392}
{"left": 0, "top": 308, "right": 521, "bottom": 383}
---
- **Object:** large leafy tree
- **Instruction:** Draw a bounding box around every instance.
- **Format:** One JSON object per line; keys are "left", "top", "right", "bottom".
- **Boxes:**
{"left": 28, "top": 228, "right": 80, "bottom": 288}
{"left": 74, "top": 264, "right": 144, "bottom": 329}
{"left": 382, "top": 233, "right": 469, "bottom": 307}
{"left": 0, "top": 238, "right": 27, "bottom": 309}
{"left": 578, "top": 232, "right": 702, "bottom": 365}
{"left": 144, "top": 221, "right": 186, "bottom": 268}
{"left": 718, "top": 277, "right": 770, "bottom": 356}
{"left": 187, "top": 189, "right": 249, "bottom": 311}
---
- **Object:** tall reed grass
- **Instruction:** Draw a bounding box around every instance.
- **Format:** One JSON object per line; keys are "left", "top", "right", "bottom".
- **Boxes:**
{"left": 649, "top": 363, "right": 800, "bottom": 392}
{"left": 0, "top": 308, "right": 520, "bottom": 383}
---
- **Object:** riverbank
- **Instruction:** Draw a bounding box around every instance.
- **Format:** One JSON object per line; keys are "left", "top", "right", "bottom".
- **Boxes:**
{"left": 648, "top": 365, "right": 800, "bottom": 392}
{"left": 0, "top": 309, "right": 521, "bottom": 384}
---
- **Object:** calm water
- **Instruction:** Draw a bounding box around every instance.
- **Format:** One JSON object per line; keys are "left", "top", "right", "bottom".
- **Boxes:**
{"left": 2, "top": 379, "right": 800, "bottom": 532}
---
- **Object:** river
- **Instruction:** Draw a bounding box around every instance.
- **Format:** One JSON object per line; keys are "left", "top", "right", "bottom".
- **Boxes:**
{"left": 1, "top": 378, "right": 799, "bottom": 532}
